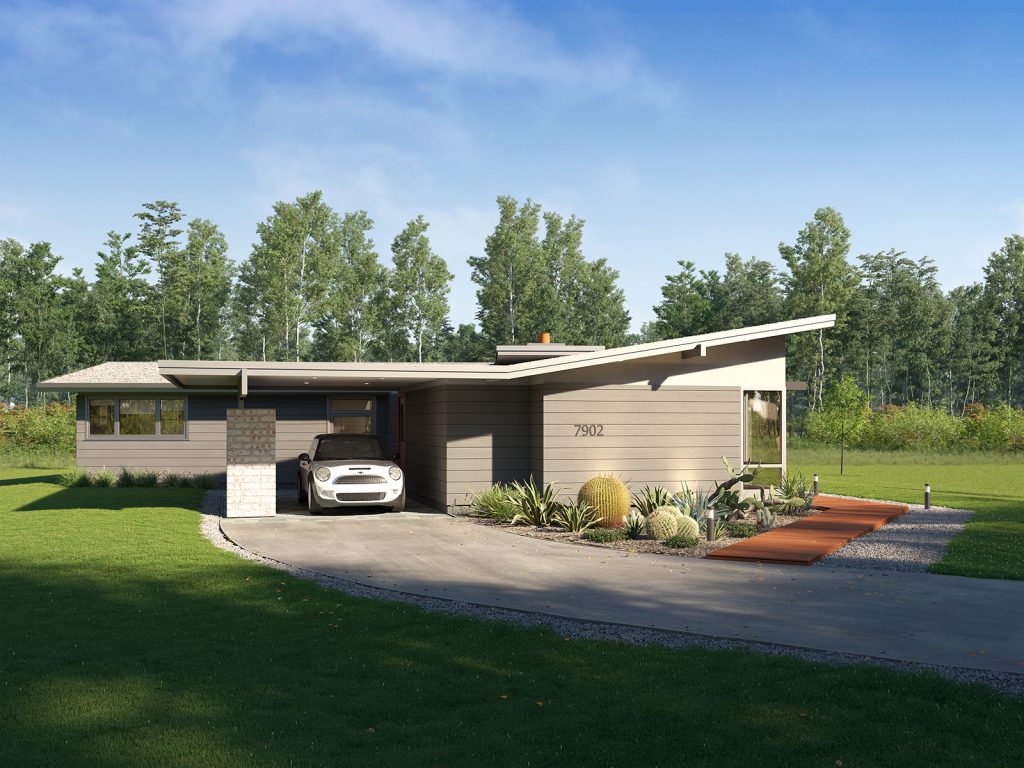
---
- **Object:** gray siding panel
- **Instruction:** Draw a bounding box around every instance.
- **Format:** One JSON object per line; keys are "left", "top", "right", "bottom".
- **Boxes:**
{"left": 404, "top": 388, "right": 447, "bottom": 509}
{"left": 444, "top": 386, "right": 532, "bottom": 506}
{"left": 76, "top": 394, "right": 234, "bottom": 476}
{"left": 245, "top": 394, "right": 328, "bottom": 487}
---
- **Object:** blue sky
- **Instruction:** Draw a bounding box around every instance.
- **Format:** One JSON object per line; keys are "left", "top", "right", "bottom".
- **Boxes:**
{"left": 1, "top": 0, "right": 1023, "bottom": 330}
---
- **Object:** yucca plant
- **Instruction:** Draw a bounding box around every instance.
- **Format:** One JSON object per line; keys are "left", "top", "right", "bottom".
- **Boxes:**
{"left": 631, "top": 485, "right": 675, "bottom": 516}
{"left": 551, "top": 500, "right": 600, "bottom": 533}
{"left": 507, "top": 477, "right": 560, "bottom": 527}
{"left": 622, "top": 510, "right": 646, "bottom": 540}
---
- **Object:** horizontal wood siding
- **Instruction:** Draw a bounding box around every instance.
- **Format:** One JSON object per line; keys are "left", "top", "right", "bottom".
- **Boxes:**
{"left": 244, "top": 395, "right": 328, "bottom": 487}
{"left": 445, "top": 387, "right": 533, "bottom": 506}
{"left": 541, "top": 385, "right": 741, "bottom": 493}
{"left": 404, "top": 388, "right": 447, "bottom": 509}
{"left": 76, "top": 395, "right": 234, "bottom": 476}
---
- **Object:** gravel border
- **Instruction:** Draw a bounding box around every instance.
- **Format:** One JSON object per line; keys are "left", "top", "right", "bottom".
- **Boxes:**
{"left": 199, "top": 491, "right": 1021, "bottom": 696}
{"left": 817, "top": 500, "right": 974, "bottom": 571}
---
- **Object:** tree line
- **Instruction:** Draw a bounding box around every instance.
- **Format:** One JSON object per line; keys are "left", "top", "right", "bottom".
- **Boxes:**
{"left": 642, "top": 207, "right": 1024, "bottom": 413}
{"left": 0, "top": 193, "right": 631, "bottom": 403}
{"left": 2, "top": 199, "right": 1021, "bottom": 410}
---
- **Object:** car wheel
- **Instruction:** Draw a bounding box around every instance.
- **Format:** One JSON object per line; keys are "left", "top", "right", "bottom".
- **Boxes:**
{"left": 307, "top": 477, "right": 322, "bottom": 515}
{"left": 391, "top": 489, "right": 406, "bottom": 513}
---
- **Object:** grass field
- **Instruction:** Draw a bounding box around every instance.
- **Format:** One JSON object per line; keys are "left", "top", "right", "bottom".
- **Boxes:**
{"left": 790, "top": 447, "right": 1024, "bottom": 580}
{"left": 1, "top": 467, "right": 1023, "bottom": 767}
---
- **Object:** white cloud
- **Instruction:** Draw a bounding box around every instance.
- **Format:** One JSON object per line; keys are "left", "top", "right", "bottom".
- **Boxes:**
{"left": 1, "top": 1, "right": 673, "bottom": 105}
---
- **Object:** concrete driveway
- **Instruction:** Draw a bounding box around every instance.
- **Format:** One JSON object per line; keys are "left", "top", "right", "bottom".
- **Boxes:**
{"left": 220, "top": 512, "right": 1024, "bottom": 675}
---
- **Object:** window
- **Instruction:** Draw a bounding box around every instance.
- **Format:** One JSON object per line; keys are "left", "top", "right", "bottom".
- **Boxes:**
{"left": 161, "top": 398, "right": 185, "bottom": 435}
{"left": 87, "top": 397, "right": 187, "bottom": 438}
{"left": 89, "top": 399, "right": 115, "bottom": 435}
{"left": 330, "top": 396, "right": 375, "bottom": 436}
{"left": 120, "top": 399, "right": 156, "bottom": 435}
{"left": 744, "top": 390, "right": 781, "bottom": 465}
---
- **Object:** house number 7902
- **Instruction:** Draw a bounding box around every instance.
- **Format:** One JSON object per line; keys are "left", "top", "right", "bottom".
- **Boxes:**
{"left": 574, "top": 424, "right": 604, "bottom": 437}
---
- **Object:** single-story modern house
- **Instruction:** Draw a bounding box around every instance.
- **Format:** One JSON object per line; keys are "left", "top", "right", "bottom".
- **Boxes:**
{"left": 39, "top": 314, "right": 835, "bottom": 515}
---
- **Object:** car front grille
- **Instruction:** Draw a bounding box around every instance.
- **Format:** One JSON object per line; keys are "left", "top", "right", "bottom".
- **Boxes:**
{"left": 334, "top": 474, "right": 386, "bottom": 485}
{"left": 336, "top": 492, "right": 386, "bottom": 502}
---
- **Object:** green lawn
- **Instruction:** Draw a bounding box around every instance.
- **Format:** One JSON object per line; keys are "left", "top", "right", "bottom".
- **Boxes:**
{"left": 790, "top": 447, "right": 1024, "bottom": 580}
{"left": 1, "top": 468, "right": 1022, "bottom": 766}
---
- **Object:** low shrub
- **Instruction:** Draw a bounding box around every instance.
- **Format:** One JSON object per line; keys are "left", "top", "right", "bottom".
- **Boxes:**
{"left": 581, "top": 528, "right": 627, "bottom": 543}
{"left": 92, "top": 469, "right": 115, "bottom": 487}
{"left": 724, "top": 521, "right": 757, "bottom": 538}
{"left": 0, "top": 403, "right": 76, "bottom": 453}
{"left": 664, "top": 534, "right": 699, "bottom": 549}
{"left": 470, "top": 484, "right": 519, "bottom": 521}
{"left": 194, "top": 473, "right": 216, "bottom": 490}
{"left": 60, "top": 467, "right": 91, "bottom": 487}
{"left": 161, "top": 472, "right": 192, "bottom": 488}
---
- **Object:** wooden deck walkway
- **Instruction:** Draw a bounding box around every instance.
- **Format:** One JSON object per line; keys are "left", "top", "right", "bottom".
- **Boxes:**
{"left": 706, "top": 495, "right": 910, "bottom": 565}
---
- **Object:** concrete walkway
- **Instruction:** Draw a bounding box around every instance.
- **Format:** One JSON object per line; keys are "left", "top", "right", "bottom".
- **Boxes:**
{"left": 220, "top": 512, "right": 1024, "bottom": 675}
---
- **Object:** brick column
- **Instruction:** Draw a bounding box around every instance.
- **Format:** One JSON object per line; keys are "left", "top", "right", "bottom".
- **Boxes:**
{"left": 225, "top": 408, "right": 276, "bottom": 518}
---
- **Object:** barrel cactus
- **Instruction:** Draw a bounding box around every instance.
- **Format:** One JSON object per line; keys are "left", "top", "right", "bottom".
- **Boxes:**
{"left": 644, "top": 506, "right": 680, "bottom": 540}
{"left": 578, "top": 475, "right": 631, "bottom": 528}
{"left": 674, "top": 514, "right": 699, "bottom": 540}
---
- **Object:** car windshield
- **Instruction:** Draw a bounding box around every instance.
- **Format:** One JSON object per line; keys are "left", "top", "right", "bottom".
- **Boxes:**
{"left": 315, "top": 435, "right": 385, "bottom": 461}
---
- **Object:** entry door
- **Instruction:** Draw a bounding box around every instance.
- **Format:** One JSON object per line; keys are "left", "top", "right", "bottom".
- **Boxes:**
{"left": 330, "top": 397, "right": 375, "bottom": 435}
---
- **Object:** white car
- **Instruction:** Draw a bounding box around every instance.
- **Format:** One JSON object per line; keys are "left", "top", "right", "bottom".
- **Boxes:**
{"left": 298, "top": 434, "right": 405, "bottom": 513}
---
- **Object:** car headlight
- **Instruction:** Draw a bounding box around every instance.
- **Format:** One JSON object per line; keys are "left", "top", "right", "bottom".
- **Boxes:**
{"left": 314, "top": 467, "right": 331, "bottom": 482}
{"left": 388, "top": 466, "right": 402, "bottom": 481}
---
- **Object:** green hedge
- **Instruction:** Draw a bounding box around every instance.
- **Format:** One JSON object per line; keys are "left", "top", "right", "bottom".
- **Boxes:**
{"left": 804, "top": 402, "right": 1024, "bottom": 452}
{"left": 0, "top": 403, "right": 76, "bottom": 454}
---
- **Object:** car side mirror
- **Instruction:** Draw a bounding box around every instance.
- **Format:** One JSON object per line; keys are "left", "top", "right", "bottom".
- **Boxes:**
{"left": 299, "top": 453, "right": 310, "bottom": 463}
{"left": 391, "top": 452, "right": 400, "bottom": 463}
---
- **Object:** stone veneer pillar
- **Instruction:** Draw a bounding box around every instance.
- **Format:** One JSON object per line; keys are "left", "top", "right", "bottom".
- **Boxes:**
{"left": 225, "top": 408, "right": 276, "bottom": 517}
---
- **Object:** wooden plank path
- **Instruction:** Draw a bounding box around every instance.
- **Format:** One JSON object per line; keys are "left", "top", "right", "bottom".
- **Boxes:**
{"left": 706, "top": 495, "right": 910, "bottom": 565}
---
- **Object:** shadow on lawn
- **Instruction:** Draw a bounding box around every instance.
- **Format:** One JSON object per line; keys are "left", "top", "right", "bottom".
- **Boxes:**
{"left": 0, "top": 473, "right": 64, "bottom": 487}
{"left": 14, "top": 486, "right": 203, "bottom": 512}
{"left": 2, "top": 554, "right": 1021, "bottom": 768}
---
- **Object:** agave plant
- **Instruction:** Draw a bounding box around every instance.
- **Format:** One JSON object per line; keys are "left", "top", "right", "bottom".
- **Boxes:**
{"left": 631, "top": 485, "right": 675, "bottom": 516}
{"left": 677, "top": 482, "right": 713, "bottom": 522}
{"left": 507, "top": 477, "right": 561, "bottom": 527}
{"left": 622, "top": 510, "right": 646, "bottom": 539}
{"left": 551, "top": 501, "right": 600, "bottom": 533}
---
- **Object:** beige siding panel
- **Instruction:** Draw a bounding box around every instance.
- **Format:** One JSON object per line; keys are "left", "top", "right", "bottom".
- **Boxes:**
{"left": 540, "top": 385, "right": 741, "bottom": 494}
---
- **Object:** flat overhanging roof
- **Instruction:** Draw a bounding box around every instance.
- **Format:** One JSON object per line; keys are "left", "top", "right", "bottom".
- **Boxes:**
{"left": 39, "top": 314, "right": 836, "bottom": 392}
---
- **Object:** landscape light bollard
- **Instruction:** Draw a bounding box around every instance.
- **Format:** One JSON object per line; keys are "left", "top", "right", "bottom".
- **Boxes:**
{"left": 706, "top": 509, "right": 715, "bottom": 542}
{"left": 925, "top": 483, "right": 931, "bottom": 510}
{"left": 813, "top": 473, "right": 819, "bottom": 496}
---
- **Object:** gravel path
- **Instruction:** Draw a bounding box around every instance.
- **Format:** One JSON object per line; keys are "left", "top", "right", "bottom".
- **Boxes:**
{"left": 817, "top": 500, "right": 974, "bottom": 572}
{"left": 199, "top": 491, "right": 1019, "bottom": 696}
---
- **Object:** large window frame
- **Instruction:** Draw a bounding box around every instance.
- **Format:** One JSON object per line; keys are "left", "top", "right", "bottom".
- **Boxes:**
{"left": 743, "top": 389, "right": 783, "bottom": 469}
{"left": 86, "top": 396, "right": 188, "bottom": 440}
{"left": 329, "top": 396, "right": 376, "bottom": 436}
